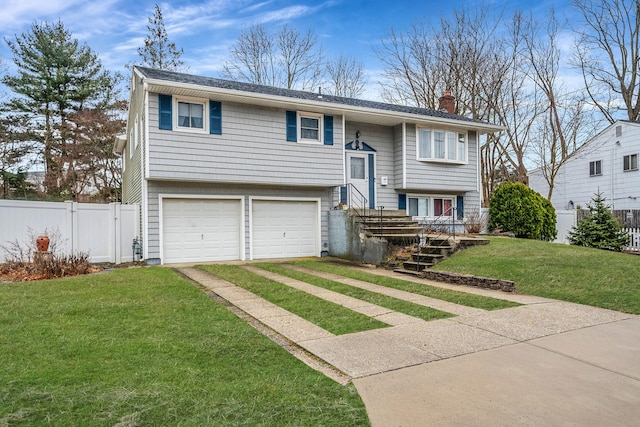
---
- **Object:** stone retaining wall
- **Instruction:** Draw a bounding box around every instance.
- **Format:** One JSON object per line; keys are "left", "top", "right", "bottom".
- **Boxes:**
{"left": 419, "top": 270, "right": 515, "bottom": 292}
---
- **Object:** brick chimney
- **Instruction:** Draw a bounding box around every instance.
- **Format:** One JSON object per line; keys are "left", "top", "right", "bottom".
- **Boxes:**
{"left": 438, "top": 90, "right": 455, "bottom": 114}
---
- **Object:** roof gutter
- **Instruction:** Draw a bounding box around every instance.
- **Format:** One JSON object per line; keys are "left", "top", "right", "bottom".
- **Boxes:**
{"left": 140, "top": 76, "right": 505, "bottom": 134}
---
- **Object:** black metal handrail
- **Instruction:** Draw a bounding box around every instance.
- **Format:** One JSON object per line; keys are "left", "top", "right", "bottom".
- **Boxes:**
{"left": 415, "top": 206, "right": 458, "bottom": 271}
{"left": 345, "top": 183, "right": 368, "bottom": 222}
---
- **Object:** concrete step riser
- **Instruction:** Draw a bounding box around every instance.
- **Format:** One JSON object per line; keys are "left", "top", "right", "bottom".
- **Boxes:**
{"left": 402, "top": 261, "right": 433, "bottom": 271}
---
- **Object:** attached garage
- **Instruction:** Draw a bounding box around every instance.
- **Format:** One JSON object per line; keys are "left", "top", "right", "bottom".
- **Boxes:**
{"left": 162, "top": 198, "right": 243, "bottom": 263}
{"left": 251, "top": 199, "right": 320, "bottom": 259}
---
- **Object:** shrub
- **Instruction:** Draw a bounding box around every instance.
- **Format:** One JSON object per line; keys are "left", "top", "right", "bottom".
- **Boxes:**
{"left": 568, "top": 192, "right": 630, "bottom": 251}
{"left": 0, "top": 228, "right": 98, "bottom": 281}
{"left": 489, "top": 182, "right": 556, "bottom": 241}
{"left": 463, "top": 209, "right": 489, "bottom": 234}
{"left": 539, "top": 197, "right": 558, "bottom": 241}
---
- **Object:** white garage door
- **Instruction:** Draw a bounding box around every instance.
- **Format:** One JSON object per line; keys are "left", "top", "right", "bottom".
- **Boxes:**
{"left": 163, "top": 198, "right": 242, "bottom": 263}
{"left": 252, "top": 200, "right": 319, "bottom": 259}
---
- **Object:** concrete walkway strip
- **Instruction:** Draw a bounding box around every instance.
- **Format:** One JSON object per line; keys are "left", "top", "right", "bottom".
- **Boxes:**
{"left": 284, "top": 264, "right": 485, "bottom": 316}
{"left": 300, "top": 330, "right": 441, "bottom": 378}
{"left": 177, "top": 267, "right": 334, "bottom": 343}
{"left": 242, "top": 265, "right": 424, "bottom": 326}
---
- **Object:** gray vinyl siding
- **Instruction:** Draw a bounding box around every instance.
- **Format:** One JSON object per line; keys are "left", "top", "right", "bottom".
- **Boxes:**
{"left": 147, "top": 94, "right": 344, "bottom": 186}
{"left": 405, "top": 126, "right": 479, "bottom": 192}
{"left": 145, "top": 181, "right": 332, "bottom": 261}
{"left": 122, "top": 74, "right": 146, "bottom": 241}
{"left": 345, "top": 121, "right": 398, "bottom": 209}
{"left": 393, "top": 124, "right": 404, "bottom": 195}
{"left": 462, "top": 189, "right": 481, "bottom": 216}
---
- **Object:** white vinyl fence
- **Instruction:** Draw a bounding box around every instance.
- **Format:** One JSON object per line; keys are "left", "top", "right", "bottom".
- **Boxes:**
{"left": 555, "top": 210, "right": 577, "bottom": 245}
{"left": 481, "top": 208, "right": 639, "bottom": 251}
{"left": 627, "top": 228, "right": 640, "bottom": 251}
{"left": 0, "top": 200, "right": 139, "bottom": 264}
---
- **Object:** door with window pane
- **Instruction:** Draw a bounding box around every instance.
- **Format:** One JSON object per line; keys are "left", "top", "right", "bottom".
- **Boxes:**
{"left": 346, "top": 152, "right": 373, "bottom": 208}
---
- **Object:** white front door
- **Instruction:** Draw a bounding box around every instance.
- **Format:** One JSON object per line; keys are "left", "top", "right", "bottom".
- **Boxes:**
{"left": 346, "top": 151, "right": 373, "bottom": 208}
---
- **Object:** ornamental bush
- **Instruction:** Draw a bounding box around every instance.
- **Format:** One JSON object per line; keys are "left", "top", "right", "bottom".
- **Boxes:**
{"left": 539, "top": 196, "right": 558, "bottom": 241}
{"left": 488, "top": 182, "right": 556, "bottom": 241}
{"left": 568, "top": 192, "right": 630, "bottom": 251}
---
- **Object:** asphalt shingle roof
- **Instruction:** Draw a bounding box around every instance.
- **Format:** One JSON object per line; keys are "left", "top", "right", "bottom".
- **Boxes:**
{"left": 135, "top": 66, "right": 488, "bottom": 125}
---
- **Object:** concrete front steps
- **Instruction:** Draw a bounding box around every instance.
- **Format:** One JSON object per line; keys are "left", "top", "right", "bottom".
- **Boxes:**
{"left": 397, "top": 235, "right": 490, "bottom": 274}
{"left": 357, "top": 209, "right": 423, "bottom": 245}
{"left": 349, "top": 208, "right": 490, "bottom": 272}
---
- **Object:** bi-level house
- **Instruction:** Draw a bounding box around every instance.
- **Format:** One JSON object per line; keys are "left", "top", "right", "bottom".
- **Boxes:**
{"left": 114, "top": 67, "right": 502, "bottom": 264}
{"left": 529, "top": 121, "right": 640, "bottom": 211}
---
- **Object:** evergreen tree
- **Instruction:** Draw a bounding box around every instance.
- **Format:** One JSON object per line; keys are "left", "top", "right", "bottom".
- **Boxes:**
{"left": 568, "top": 192, "right": 630, "bottom": 251}
{"left": 3, "top": 20, "right": 124, "bottom": 200}
{"left": 137, "top": 4, "right": 185, "bottom": 71}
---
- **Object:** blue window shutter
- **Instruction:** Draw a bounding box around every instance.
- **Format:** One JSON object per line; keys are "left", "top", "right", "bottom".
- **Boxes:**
{"left": 398, "top": 194, "right": 407, "bottom": 210}
{"left": 286, "top": 111, "right": 297, "bottom": 142}
{"left": 340, "top": 186, "right": 347, "bottom": 204}
{"left": 456, "top": 195, "right": 464, "bottom": 220}
{"left": 210, "top": 101, "right": 222, "bottom": 135}
{"left": 158, "top": 94, "right": 172, "bottom": 130}
{"left": 368, "top": 153, "right": 375, "bottom": 209}
{"left": 324, "top": 115, "right": 334, "bottom": 145}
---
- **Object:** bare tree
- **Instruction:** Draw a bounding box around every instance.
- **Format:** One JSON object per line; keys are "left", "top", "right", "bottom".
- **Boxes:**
{"left": 572, "top": 0, "right": 640, "bottom": 122}
{"left": 325, "top": 54, "right": 366, "bottom": 97}
{"left": 376, "top": 24, "right": 444, "bottom": 108}
{"left": 376, "top": 6, "right": 535, "bottom": 204}
{"left": 137, "top": 3, "right": 186, "bottom": 71}
{"left": 223, "top": 24, "right": 323, "bottom": 90}
{"left": 522, "top": 9, "right": 594, "bottom": 200}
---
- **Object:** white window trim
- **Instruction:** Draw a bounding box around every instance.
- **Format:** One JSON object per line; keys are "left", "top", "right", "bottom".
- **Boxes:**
{"left": 416, "top": 127, "right": 468, "bottom": 164}
{"left": 406, "top": 194, "right": 458, "bottom": 220}
{"left": 298, "top": 111, "right": 323, "bottom": 144}
{"left": 174, "top": 96, "right": 208, "bottom": 134}
{"left": 623, "top": 154, "right": 638, "bottom": 172}
{"left": 589, "top": 160, "right": 602, "bottom": 177}
{"left": 129, "top": 127, "right": 134, "bottom": 160}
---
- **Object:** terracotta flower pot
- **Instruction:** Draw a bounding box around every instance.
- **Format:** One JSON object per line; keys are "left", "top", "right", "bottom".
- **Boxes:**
{"left": 36, "top": 235, "right": 50, "bottom": 252}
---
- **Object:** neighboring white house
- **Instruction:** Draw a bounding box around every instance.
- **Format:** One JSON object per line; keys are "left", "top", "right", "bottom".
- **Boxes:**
{"left": 114, "top": 67, "right": 502, "bottom": 264}
{"left": 529, "top": 121, "right": 640, "bottom": 211}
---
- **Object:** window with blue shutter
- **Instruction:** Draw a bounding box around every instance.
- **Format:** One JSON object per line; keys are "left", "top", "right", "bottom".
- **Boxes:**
{"left": 210, "top": 101, "right": 222, "bottom": 135}
{"left": 286, "top": 111, "right": 297, "bottom": 142}
{"left": 398, "top": 194, "right": 407, "bottom": 210}
{"left": 324, "top": 115, "right": 333, "bottom": 145}
{"left": 158, "top": 94, "right": 172, "bottom": 130}
{"left": 456, "top": 195, "right": 464, "bottom": 220}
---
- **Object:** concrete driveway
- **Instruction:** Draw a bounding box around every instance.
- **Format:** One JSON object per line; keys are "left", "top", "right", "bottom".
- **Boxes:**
{"left": 178, "top": 264, "right": 640, "bottom": 426}
{"left": 354, "top": 316, "right": 640, "bottom": 426}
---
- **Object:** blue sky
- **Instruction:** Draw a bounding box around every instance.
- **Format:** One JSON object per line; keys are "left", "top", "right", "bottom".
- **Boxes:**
{"left": 1, "top": 0, "right": 568, "bottom": 97}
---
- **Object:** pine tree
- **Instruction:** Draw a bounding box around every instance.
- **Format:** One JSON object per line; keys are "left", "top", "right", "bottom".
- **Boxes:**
{"left": 137, "top": 4, "right": 185, "bottom": 71}
{"left": 568, "top": 192, "right": 630, "bottom": 251}
{"left": 3, "top": 20, "right": 124, "bottom": 199}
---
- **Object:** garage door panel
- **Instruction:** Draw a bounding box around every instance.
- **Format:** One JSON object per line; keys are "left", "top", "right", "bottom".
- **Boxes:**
{"left": 252, "top": 200, "right": 318, "bottom": 259}
{"left": 163, "top": 199, "right": 242, "bottom": 263}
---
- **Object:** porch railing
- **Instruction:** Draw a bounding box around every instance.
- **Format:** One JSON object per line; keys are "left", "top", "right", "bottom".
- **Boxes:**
{"left": 342, "top": 184, "right": 368, "bottom": 222}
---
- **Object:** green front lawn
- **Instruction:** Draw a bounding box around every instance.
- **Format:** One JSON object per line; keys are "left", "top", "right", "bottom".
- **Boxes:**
{"left": 434, "top": 237, "right": 640, "bottom": 314}
{"left": 0, "top": 268, "right": 369, "bottom": 426}
{"left": 293, "top": 260, "right": 520, "bottom": 310}
{"left": 254, "top": 263, "right": 454, "bottom": 321}
{"left": 198, "top": 264, "right": 388, "bottom": 335}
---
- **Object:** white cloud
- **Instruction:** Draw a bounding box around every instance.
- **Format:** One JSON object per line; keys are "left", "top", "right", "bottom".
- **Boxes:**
{"left": 0, "top": 0, "right": 81, "bottom": 30}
